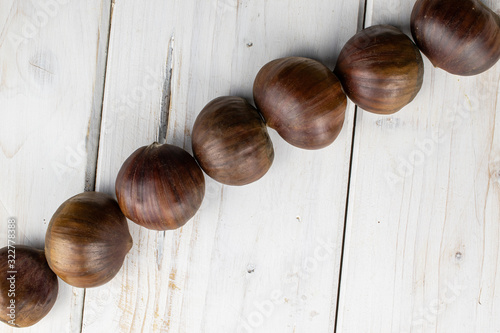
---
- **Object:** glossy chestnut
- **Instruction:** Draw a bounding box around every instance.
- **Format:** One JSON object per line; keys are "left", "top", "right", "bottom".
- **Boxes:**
{"left": 192, "top": 96, "right": 274, "bottom": 186}
{"left": 334, "top": 25, "right": 424, "bottom": 114}
{"left": 411, "top": 0, "right": 500, "bottom": 76}
{"left": 253, "top": 56, "right": 347, "bottom": 150}
{"left": 115, "top": 143, "right": 205, "bottom": 230}
{"left": 45, "top": 191, "right": 133, "bottom": 288}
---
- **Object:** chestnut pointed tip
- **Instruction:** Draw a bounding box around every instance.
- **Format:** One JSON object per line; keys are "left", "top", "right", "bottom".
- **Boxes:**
{"left": 146, "top": 142, "right": 162, "bottom": 151}
{"left": 126, "top": 235, "right": 133, "bottom": 252}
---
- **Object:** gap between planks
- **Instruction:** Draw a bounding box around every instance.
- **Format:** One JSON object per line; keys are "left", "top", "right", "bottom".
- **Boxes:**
{"left": 79, "top": 1, "right": 176, "bottom": 331}
{"left": 81, "top": 0, "right": 368, "bottom": 331}
{"left": 333, "top": 0, "right": 368, "bottom": 331}
{"left": 84, "top": 0, "right": 115, "bottom": 193}
{"left": 80, "top": 0, "right": 114, "bottom": 332}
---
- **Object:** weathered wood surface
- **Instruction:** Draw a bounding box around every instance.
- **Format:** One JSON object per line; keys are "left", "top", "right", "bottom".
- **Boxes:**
{"left": 84, "top": 0, "right": 360, "bottom": 332}
{"left": 337, "top": 1, "right": 500, "bottom": 332}
{"left": 1, "top": 0, "right": 499, "bottom": 332}
{"left": 0, "top": 0, "right": 110, "bottom": 332}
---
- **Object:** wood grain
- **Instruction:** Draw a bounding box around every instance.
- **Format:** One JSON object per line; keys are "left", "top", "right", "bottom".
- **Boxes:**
{"left": 336, "top": 0, "right": 500, "bottom": 332}
{"left": 3, "top": 0, "right": 499, "bottom": 332}
{"left": 83, "top": 0, "right": 360, "bottom": 332}
{"left": 0, "top": 0, "right": 111, "bottom": 332}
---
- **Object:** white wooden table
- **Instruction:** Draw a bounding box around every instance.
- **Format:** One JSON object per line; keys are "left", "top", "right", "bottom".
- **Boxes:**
{"left": 1, "top": 0, "right": 499, "bottom": 332}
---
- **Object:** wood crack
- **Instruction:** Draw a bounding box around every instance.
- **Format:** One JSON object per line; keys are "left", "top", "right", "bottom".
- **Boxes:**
{"left": 29, "top": 62, "right": 54, "bottom": 75}
{"left": 80, "top": 0, "right": 115, "bottom": 332}
{"left": 333, "top": 0, "right": 368, "bottom": 331}
{"left": 158, "top": 34, "right": 175, "bottom": 145}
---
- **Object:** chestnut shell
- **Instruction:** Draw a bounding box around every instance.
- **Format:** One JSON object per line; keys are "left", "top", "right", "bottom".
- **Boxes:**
{"left": 45, "top": 191, "right": 133, "bottom": 288}
{"left": 192, "top": 96, "right": 274, "bottom": 186}
{"left": 253, "top": 56, "right": 347, "bottom": 150}
{"left": 411, "top": 0, "right": 500, "bottom": 76}
{"left": 0, "top": 245, "right": 58, "bottom": 327}
{"left": 334, "top": 25, "right": 424, "bottom": 114}
{"left": 115, "top": 143, "right": 205, "bottom": 230}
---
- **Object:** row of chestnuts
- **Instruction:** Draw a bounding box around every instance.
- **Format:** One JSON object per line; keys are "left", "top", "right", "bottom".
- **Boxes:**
{"left": 3, "top": 0, "right": 499, "bottom": 327}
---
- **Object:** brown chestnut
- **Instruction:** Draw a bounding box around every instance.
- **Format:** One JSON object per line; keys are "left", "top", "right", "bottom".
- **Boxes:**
{"left": 192, "top": 96, "right": 274, "bottom": 186}
{"left": 115, "top": 143, "right": 205, "bottom": 230}
{"left": 45, "top": 191, "right": 133, "bottom": 288}
{"left": 411, "top": 0, "right": 500, "bottom": 76}
{"left": 253, "top": 56, "right": 347, "bottom": 150}
{"left": 334, "top": 25, "right": 424, "bottom": 114}
{"left": 0, "top": 245, "right": 58, "bottom": 327}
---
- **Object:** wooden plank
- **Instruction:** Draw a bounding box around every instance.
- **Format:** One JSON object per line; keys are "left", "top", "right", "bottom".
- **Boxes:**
{"left": 84, "top": 0, "right": 362, "bottom": 332}
{"left": 336, "top": 0, "right": 500, "bottom": 332}
{"left": 0, "top": 0, "right": 111, "bottom": 332}
{"left": 81, "top": 0, "right": 178, "bottom": 331}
